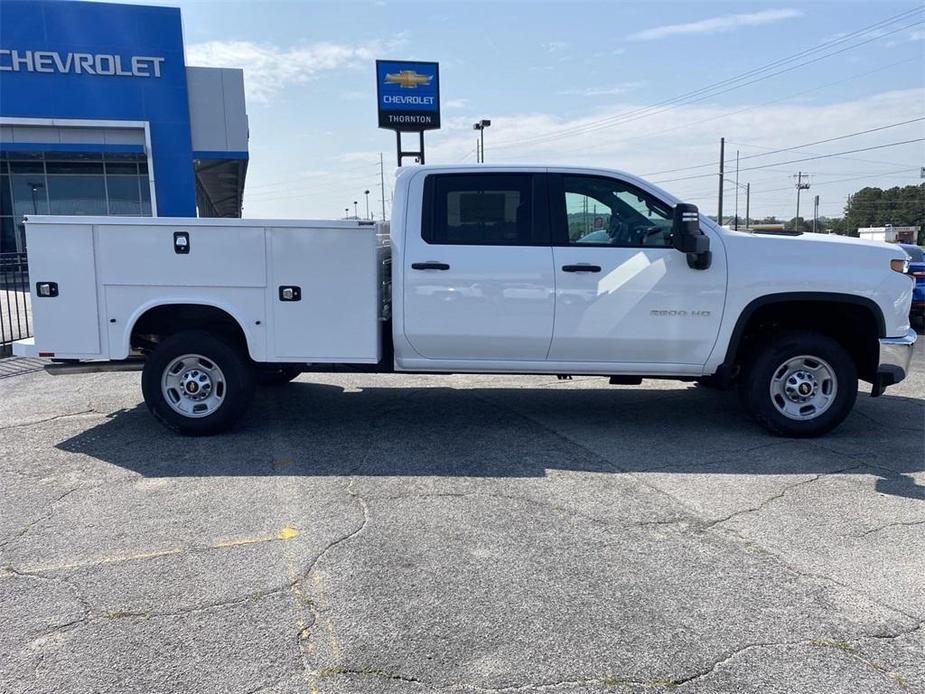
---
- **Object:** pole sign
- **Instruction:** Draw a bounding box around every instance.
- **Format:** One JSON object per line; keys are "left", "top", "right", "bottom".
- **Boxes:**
{"left": 376, "top": 60, "right": 440, "bottom": 131}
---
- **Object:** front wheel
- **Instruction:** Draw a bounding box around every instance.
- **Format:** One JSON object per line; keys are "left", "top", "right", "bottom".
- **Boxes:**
{"left": 739, "top": 330, "right": 857, "bottom": 438}
{"left": 141, "top": 330, "right": 255, "bottom": 435}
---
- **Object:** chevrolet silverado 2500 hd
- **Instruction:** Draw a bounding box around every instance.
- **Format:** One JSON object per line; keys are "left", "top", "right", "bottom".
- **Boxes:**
{"left": 13, "top": 164, "right": 916, "bottom": 437}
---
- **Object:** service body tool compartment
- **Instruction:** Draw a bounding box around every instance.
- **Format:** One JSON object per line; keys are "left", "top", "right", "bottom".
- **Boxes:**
{"left": 268, "top": 223, "right": 381, "bottom": 362}
{"left": 95, "top": 221, "right": 268, "bottom": 360}
{"left": 24, "top": 220, "right": 103, "bottom": 357}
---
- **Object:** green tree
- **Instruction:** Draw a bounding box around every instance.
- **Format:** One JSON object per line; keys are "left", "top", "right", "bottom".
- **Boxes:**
{"left": 844, "top": 183, "right": 925, "bottom": 241}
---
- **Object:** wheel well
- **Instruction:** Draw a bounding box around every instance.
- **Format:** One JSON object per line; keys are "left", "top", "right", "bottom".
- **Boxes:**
{"left": 726, "top": 298, "right": 881, "bottom": 383}
{"left": 130, "top": 304, "right": 248, "bottom": 355}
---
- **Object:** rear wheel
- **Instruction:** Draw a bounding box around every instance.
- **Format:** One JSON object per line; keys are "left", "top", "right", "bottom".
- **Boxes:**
{"left": 142, "top": 330, "right": 255, "bottom": 435}
{"left": 739, "top": 330, "right": 857, "bottom": 437}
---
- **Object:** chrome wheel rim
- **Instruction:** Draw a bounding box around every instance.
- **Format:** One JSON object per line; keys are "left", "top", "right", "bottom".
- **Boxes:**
{"left": 161, "top": 354, "right": 226, "bottom": 418}
{"left": 769, "top": 354, "right": 837, "bottom": 421}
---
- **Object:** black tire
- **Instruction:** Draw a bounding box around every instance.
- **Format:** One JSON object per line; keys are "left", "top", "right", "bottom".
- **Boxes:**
{"left": 739, "top": 330, "right": 857, "bottom": 438}
{"left": 256, "top": 365, "right": 302, "bottom": 386}
{"left": 141, "top": 330, "right": 255, "bottom": 436}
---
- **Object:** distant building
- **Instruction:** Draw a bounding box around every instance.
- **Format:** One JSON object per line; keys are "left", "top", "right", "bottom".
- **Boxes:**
{"left": 857, "top": 225, "right": 919, "bottom": 244}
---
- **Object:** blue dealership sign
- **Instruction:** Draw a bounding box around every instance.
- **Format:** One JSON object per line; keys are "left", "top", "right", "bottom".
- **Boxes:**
{"left": 376, "top": 60, "right": 440, "bottom": 131}
{"left": 0, "top": 0, "right": 196, "bottom": 216}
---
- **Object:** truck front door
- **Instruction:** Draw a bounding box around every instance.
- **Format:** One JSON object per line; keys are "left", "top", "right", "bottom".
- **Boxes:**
{"left": 546, "top": 173, "right": 726, "bottom": 366}
{"left": 401, "top": 172, "right": 555, "bottom": 360}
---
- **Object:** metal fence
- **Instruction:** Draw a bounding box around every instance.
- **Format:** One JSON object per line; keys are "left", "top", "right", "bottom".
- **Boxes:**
{"left": 1, "top": 253, "right": 31, "bottom": 356}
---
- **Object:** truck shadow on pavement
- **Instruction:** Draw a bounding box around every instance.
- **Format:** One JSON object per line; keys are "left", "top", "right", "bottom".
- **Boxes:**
{"left": 56, "top": 380, "right": 924, "bottom": 500}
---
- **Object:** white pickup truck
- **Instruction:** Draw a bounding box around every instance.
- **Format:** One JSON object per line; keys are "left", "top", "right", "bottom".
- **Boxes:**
{"left": 14, "top": 164, "right": 916, "bottom": 437}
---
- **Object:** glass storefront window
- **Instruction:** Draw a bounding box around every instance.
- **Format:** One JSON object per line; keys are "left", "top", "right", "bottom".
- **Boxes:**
{"left": 0, "top": 217, "right": 16, "bottom": 253}
{"left": 46, "top": 161, "right": 105, "bottom": 175}
{"left": 1, "top": 173, "right": 12, "bottom": 216}
{"left": 11, "top": 174, "right": 50, "bottom": 217}
{"left": 47, "top": 175, "right": 108, "bottom": 215}
{"left": 107, "top": 176, "right": 142, "bottom": 215}
{"left": 141, "top": 178, "right": 152, "bottom": 215}
{"left": 0, "top": 152, "right": 152, "bottom": 223}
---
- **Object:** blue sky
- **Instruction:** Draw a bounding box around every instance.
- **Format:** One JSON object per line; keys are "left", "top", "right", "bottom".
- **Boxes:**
{"left": 122, "top": 0, "right": 925, "bottom": 220}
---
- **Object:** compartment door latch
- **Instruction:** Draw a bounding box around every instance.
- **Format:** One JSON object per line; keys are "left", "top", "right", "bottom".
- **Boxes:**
{"left": 278, "top": 286, "right": 301, "bottom": 302}
{"left": 174, "top": 231, "right": 190, "bottom": 254}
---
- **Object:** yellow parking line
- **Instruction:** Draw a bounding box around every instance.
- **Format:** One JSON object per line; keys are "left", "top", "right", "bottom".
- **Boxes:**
{"left": 9, "top": 526, "right": 300, "bottom": 574}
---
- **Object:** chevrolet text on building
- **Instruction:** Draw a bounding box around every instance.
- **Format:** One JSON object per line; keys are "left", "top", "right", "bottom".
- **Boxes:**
{"left": 0, "top": 0, "right": 250, "bottom": 255}
{"left": 0, "top": 49, "right": 165, "bottom": 77}
{"left": 14, "top": 164, "right": 916, "bottom": 439}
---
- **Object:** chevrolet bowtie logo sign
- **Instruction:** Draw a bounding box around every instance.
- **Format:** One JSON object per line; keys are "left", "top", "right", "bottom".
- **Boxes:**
{"left": 384, "top": 70, "right": 433, "bottom": 88}
{"left": 377, "top": 60, "right": 440, "bottom": 133}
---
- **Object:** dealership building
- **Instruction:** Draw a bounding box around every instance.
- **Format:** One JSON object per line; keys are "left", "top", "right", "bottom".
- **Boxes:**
{"left": 0, "top": 0, "right": 249, "bottom": 254}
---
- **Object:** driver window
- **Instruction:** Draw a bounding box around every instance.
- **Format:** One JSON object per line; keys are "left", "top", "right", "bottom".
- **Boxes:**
{"left": 562, "top": 175, "right": 673, "bottom": 247}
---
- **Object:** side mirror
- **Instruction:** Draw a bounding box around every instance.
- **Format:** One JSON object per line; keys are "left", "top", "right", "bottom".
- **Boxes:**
{"left": 672, "top": 203, "right": 711, "bottom": 270}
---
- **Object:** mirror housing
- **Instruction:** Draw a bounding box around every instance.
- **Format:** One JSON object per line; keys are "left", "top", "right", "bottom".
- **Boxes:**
{"left": 672, "top": 203, "right": 711, "bottom": 270}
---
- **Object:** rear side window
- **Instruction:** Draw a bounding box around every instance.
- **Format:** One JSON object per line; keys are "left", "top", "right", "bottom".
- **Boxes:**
{"left": 422, "top": 173, "right": 538, "bottom": 245}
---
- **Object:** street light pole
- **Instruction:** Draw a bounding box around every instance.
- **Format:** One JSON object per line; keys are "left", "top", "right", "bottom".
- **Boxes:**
{"left": 364, "top": 190, "right": 370, "bottom": 220}
{"left": 353, "top": 201, "right": 358, "bottom": 219}
{"left": 472, "top": 119, "right": 491, "bottom": 163}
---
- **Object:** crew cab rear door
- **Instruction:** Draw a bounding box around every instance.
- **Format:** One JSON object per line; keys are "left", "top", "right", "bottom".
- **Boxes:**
{"left": 546, "top": 172, "right": 726, "bottom": 366}
{"left": 400, "top": 172, "right": 555, "bottom": 360}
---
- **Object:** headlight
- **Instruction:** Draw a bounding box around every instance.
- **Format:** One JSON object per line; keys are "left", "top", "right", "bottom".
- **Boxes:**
{"left": 890, "top": 258, "right": 910, "bottom": 274}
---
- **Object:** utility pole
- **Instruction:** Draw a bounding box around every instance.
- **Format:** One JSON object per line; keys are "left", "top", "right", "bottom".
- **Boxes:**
{"left": 745, "top": 183, "right": 750, "bottom": 230}
{"left": 793, "top": 171, "right": 811, "bottom": 231}
{"left": 845, "top": 193, "right": 853, "bottom": 236}
{"left": 717, "top": 137, "right": 725, "bottom": 225}
{"left": 379, "top": 153, "right": 387, "bottom": 222}
{"left": 734, "top": 149, "right": 740, "bottom": 230}
{"left": 812, "top": 194, "right": 819, "bottom": 233}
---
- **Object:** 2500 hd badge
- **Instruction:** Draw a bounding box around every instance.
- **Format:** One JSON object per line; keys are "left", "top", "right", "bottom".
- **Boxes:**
{"left": 650, "top": 309, "right": 712, "bottom": 317}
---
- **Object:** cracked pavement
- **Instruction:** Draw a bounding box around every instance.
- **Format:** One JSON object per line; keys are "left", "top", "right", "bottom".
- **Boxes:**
{"left": 0, "top": 346, "right": 922, "bottom": 693}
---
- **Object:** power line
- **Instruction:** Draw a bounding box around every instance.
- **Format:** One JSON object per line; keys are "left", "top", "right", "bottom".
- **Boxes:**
{"left": 245, "top": 161, "right": 380, "bottom": 193}
{"left": 488, "top": 8, "right": 924, "bottom": 151}
{"left": 562, "top": 55, "right": 923, "bottom": 162}
{"left": 642, "top": 117, "right": 925, "bottom": 177}
{"left": 653, "top": 139, "right": 925, "bottom": 184}
{"left": 672, "top": 168, "right": 921, "bottom": 202}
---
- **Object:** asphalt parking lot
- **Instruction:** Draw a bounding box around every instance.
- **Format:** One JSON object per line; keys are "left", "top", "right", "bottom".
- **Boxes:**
{"left": 1, "top": 350, "right": 923, "bottom": 694}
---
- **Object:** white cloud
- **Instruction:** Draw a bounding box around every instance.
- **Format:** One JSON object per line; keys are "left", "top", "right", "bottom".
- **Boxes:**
{"left": 542, "top": 41, "right": 569, "bottom": 52}
{"left": 187, "top": 39, "right": 385, "bottom": 103}
{"left": 628, "top": 8, "right": 803, "bottom": 41}
{"left": 558, "top": 82, "right": 644, "bottom": 97}
{"left": 445, "top": 98, "right": 469, "bottom": 109}
{"left": 241, "top": 87, "right": 924, "bottom": 221}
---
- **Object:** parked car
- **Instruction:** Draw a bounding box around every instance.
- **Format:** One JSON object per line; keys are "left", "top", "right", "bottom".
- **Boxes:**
{"left": 899, "top": 243, "right": 925, "bottom": 325}
{"left": 15, "top": 164, "right": 916, "bottom": 438}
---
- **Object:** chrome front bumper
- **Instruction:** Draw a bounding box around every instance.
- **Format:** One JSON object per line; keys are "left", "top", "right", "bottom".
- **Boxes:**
{"left": 872, "top": 328, "right": 917, "bottom": 396}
